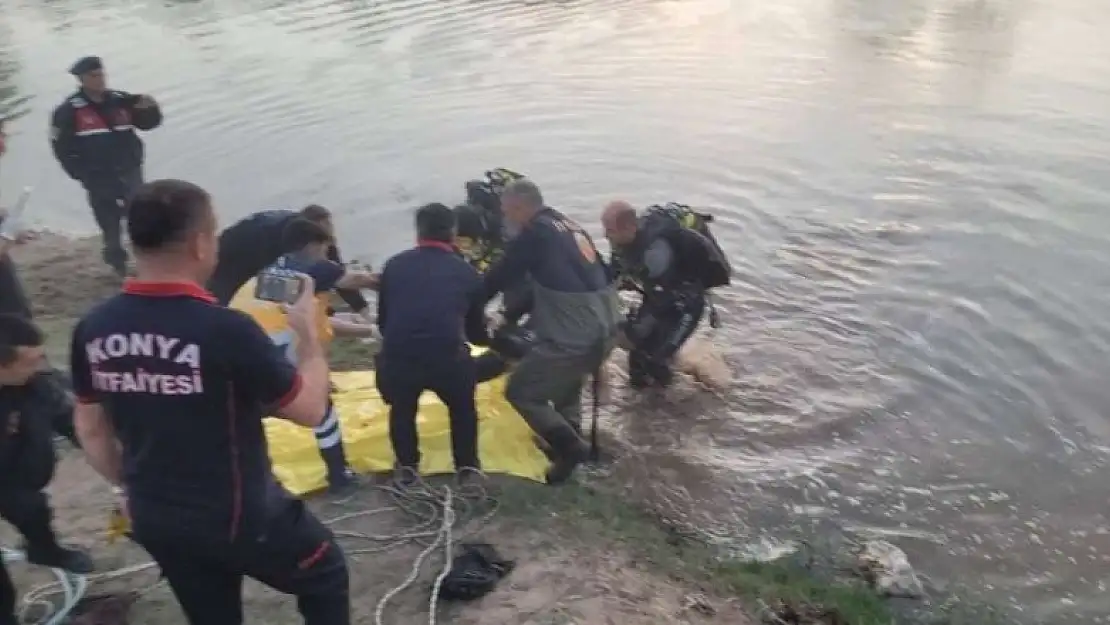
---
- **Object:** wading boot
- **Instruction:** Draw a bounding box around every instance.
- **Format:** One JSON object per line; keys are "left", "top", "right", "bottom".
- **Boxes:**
{"left": 542, "top": 426, "right": 591, "bottom": 486}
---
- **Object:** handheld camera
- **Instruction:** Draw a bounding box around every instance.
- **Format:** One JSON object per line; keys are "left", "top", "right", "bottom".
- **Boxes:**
{"left": 253, "top": 269, "right": 307, "bottom": 305}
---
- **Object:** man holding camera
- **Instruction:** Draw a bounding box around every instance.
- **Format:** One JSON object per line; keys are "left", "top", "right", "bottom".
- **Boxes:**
{"left": 71, "top": 179, "right": 349, "bottom": 625}
{"left": 50, "top": 56, "right": 163, "bottom": 277}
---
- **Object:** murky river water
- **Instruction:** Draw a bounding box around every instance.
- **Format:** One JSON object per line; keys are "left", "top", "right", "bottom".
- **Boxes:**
{"left": 2, "top": 0, "right": 1110, "bottom": 621}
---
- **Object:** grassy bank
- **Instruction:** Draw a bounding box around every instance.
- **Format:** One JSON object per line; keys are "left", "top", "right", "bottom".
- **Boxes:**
{"left": 9, "top": 237, "right": 1011, "bottom": 625}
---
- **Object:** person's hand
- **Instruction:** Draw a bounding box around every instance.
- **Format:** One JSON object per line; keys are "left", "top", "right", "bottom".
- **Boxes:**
{"left": 283, "top": 274, "right": 318, "bottom": 343}
{"left": 366, "top": 272, "right": 381, "bottom": 290}
{"left": 133, "top": 94, "right": 158, "bottom": 109}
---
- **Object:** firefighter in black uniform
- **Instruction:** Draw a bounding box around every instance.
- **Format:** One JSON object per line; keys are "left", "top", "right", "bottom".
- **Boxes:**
{"left": 50, "top": 56, "right": 163, "bottom": 277}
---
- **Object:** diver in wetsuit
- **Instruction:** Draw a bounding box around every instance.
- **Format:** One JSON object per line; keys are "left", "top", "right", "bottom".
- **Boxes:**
{"left": 601, "top": 200, "right": 731, "bottom": 388}
{"left": 207, "top": 205, "right": 372, "bottom": 317}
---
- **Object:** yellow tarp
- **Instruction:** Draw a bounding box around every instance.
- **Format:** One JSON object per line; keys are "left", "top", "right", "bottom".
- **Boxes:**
{"left": 265, "top": 365, "right": 549, "bottom": 496}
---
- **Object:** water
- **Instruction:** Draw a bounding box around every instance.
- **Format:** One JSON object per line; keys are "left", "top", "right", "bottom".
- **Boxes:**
{"left": 2, "top": 0, "right": 1109, "bottom": 621}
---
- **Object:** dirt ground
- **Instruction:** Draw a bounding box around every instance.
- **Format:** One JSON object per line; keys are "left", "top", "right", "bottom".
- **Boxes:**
{"left": 2, "top": 235, "right": 754, "bottom": 625}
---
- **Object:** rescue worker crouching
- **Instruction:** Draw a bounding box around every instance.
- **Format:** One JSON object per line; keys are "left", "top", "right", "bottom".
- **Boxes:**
{"left": 601, "top": 200, "right": 731, "bottom": 389}
{"left": 50, "top": 56, "right": 163, "bottom": 277}
{"left": 375, "top": 203, "right": 489, "bottom": 490}
{"left": 70, "top": 179, "right": 349, "bottom": 625}
{"left": 482, "top": 180, "right": 621, "bottom": 485}
{"left": 208, "top": 204, "right": 373, "bottom": 320}
{"left": 229, "top": 219, "right": 379, "bottom": 495}
{"left": 0, "top": 314, "right": 94, "bottom": 625}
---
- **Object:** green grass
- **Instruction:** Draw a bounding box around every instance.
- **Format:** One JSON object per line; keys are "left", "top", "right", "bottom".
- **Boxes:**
{"left": 493, "top": 478, "right": 894, "bottom": 625}
{"left": 328, "top": 337, "right": 378, "bottom": 371}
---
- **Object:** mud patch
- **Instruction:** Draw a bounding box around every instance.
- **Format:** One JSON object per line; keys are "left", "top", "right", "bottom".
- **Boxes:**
{"left": 9, "top": 234, "right": 122, "bottom": 320}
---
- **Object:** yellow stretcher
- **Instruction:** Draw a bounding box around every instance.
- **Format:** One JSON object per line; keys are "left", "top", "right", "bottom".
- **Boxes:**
{"left": 265, "top": 360, "right": 549, "bottom": 496}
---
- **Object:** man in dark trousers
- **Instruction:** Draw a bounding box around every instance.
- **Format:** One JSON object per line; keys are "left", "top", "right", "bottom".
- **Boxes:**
{"left": 481, "top": 180, "right": 621, "bottom": 485}
{"left": 50, "top": 56, "right": 163, "bottom": 277}
{"left": 0, "top": 314, "right": 94, "bottom": 625}
{"left": 70, "top": 179, "right": 349, "bottom": 625}
{"left": 207, "top": 205, "right": 372, "bottom": 317}
{"left": 376, "top": 203, "right": 489, "bottom": 490}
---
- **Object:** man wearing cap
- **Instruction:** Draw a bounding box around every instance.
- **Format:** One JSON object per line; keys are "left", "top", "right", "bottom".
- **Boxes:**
{"left": 50, "top": 56, "right": 163, "bottom": 277}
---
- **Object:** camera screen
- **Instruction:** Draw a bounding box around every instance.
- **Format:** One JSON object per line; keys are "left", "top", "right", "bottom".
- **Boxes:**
{"left": 254, "top": 273, "right": 303, "bottom": 304}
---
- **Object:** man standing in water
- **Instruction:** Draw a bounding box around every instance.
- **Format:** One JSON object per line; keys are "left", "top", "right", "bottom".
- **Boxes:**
{"left": 50, "top": 56, "right": 163, "bottom": 277}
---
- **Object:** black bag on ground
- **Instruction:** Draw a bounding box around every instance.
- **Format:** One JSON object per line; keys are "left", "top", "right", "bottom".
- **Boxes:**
{"left": 436, "top": 542, "right": 515, "bottom": 601}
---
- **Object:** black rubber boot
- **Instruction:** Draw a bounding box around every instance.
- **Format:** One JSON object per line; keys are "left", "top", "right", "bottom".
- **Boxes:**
{"left": 25, "top": 544, "right": 94, "bottom": 575}
{"left": 542, "top": 427, "right": 590, "bottom": 486}
{"left": 320, "top": 442, "right": 359, "bottom": 496}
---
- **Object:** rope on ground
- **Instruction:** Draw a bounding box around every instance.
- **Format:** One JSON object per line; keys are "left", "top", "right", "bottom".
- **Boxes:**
{"left": 3, "top": 479, "right": 491, "bottom": 625}
{"left": 372, "top": 485, "right": 455, "bottom": 625}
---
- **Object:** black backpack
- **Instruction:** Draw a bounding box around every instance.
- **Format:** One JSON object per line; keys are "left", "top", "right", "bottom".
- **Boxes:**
{"left": 645, "top": 202, "right": 732, "bottom": 289}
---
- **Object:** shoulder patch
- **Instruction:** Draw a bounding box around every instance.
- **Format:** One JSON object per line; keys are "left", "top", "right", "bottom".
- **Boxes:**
{"left": 69, "top": 97, "right": 87, "bottom": 107}
{"left": 50, "top": 125, "right": 59, "bottom": 141}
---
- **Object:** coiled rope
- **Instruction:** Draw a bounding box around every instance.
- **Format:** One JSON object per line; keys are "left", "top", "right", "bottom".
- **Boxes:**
{"left": 3, "top": 479, "right": 491, "bottom": 625}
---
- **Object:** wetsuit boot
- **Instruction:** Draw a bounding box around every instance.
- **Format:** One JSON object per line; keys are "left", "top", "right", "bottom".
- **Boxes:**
{"left": 542, "top": 426, "right": 590, "bottom": 486}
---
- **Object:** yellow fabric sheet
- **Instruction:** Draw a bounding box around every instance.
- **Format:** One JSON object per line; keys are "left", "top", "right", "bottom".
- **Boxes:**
{"left": 265, "top": 365, "right": 549, "bottom": 496}
{"left": 230, "top": 281, "right": 546, "bottom": 494}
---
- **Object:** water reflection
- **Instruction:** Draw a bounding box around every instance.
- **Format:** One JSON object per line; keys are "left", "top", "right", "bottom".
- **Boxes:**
{"left": 0, "top": 23, "right": 26, "bottom": 118}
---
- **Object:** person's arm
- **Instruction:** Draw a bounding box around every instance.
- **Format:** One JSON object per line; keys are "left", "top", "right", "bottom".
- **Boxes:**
{"left": 70, "top": 320, "right": 123, "bottom": 486}
{"left": 501, "top": 277, "right": 534, "bottom": 327}
{"left": 643, "top": 239, "right": 675, "bottom": 283}
{"left": 464, "top": 269, "right": 491, "bottom": 346}
{"left": 326, "top": 244, "right": 371, "bottom": 313}
{"left": 334, "top": 268, "right": 379, "bottom": 291}
{"left": 50, "top": 105, "right": 82, "bottom": 181}
{"left": 126, "top": 92, "right": 163, "bottom": 131}
{"left": 330, "top": 316, "right": 377, "bottom": 338}
{"left": 223, "top": 310, "right": 329, "bottom": 428}
{"left": 482, "top": 226, "right": 543, "bottom": 302}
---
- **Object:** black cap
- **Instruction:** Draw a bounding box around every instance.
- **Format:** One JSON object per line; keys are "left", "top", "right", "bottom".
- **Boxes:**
{"left": 69, "top": 56, "right": 103, "bottom": 76}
